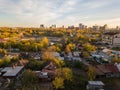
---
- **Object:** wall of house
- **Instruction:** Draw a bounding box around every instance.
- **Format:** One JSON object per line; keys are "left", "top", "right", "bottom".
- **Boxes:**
{"left": 113, "top": 34, "right": 120, "bottom": 45}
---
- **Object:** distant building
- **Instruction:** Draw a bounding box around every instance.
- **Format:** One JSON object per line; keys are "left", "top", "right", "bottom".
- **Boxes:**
{"left": 79, "top": 23, "right": 87, "bottom": 29}
{"left": 102, "top": 32, "right": 120, "bottom": 46}
{"left": 50, "top": 24, "right": 56, "bottom": 28}
{"left": 68, "top": 25, "right": 74, "bottom": 29}
{"left": 40, "top": 24, "right": 45, "bottom": 28}
{"left": 116, "top": 26, "right": 120, "bottom": 30}
{"left": 93, "top": 25, "right": 100, "bottom": 30}
{"left": 103, "top": 24, "right": 108, "bottom": 30}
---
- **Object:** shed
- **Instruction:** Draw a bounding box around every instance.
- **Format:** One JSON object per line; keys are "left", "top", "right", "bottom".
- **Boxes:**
{"left": 86, "top": 81, "right": 105, "bottom": 90}
{"left": 1, "top": 66, "right": 24, "bottom": 78}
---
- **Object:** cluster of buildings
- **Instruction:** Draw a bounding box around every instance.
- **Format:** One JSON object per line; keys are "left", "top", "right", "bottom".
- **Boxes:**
{"left": 92, "top": 24, "right": 108, "bottom": 30}
{"left": 40, "top": 23, "right": 120, "bottom": 31}
{"left": 91, "top": 48, "right": 120, "bottom": 64}
{"left": 102, "top": 32, "right": 120, "bottom": 46}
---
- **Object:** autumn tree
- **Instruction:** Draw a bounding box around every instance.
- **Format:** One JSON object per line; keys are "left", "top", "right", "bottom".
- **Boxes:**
{"left": 41, "top": 37, "right": 49, "bottom": 48}
{"left": 0, "top": 59, "right": 3, "bottom": 67}
{"left": 53, "top": 68, "right": 72, "bottom": 89}
{"left": 22, "top": 69, "right": 38, "bottom": 87}
{"left": 84, "top": 43, "right": 96, "bottom": 51}
{"left": 65, "top": 45, "right": 71, "bottom": 54}
{"left": 87, "top": 66, "right": 95, "bottom": 80}
{"left": 53, "top": 77, "right": 64, "bottom": 89}
{"left": 82, "top": 51, "right": 90, "bottom": 58}
{"left": 68, "top": 43, "right": 75, "bottom": 51}
{"left": 3, "top": 55, "right": 11, "bottom": 65}
{"left": 112, "top": 55, "right": 120, "bottom": 63}
{"left": 56, "top": 68, "right": 72, "bottom": 81}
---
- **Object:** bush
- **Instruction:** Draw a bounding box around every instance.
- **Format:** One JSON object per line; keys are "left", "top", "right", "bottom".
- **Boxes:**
{"left": 27, "top": 60, "right": 46, "bottom": 70}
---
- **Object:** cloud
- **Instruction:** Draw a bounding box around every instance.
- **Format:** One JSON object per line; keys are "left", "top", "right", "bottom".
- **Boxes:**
{"left": 0, "top": 0, "right": 119, "bottom": 27}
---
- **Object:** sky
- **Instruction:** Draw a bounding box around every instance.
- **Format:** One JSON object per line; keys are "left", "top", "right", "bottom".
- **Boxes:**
{"left": 0, "top": 0, "right": 120, "bottom": 27}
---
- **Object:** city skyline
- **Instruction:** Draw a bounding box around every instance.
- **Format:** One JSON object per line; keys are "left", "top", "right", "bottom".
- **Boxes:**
{"left": 0, "top": 0, "right": 120, "bottom": 27}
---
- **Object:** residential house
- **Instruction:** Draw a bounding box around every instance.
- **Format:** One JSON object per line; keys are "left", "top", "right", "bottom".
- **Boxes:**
{"left": 96, "top": 65, "right": 111, "bottom": 77}
{"left": 34, "top": 61, "right": 56, "bottom": 81}
{"left": 94, "top": 64, "right": 120, "bottom": 78}
{"left": 86, "top": 81, "right": 105, "bottom": 90}
{"left": 0, "top": 66, "right": 24, "bottom": 79}
{"left": 102, "top": 32, "right": 120, "bottom": 46}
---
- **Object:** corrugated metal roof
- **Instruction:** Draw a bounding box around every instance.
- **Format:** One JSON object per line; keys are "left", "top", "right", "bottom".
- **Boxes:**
{"left": 2, "top": 66, "right": 24, "bottom": 77}
{"left": 88, "top": 81, "right": 104, "bottom": 86}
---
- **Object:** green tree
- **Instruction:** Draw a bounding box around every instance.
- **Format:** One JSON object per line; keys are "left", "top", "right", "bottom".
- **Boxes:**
{"left": 22, "top": 69, "right": 38, "bottom": 87}
{"left": 3, "top": 55, "right": 11, "bottom": 65}
{"left": 82, "top": 51, "right": 90, "bottom": 58}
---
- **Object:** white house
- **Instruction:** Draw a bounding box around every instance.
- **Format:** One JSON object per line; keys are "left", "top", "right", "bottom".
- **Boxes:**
{"left": 102, "top": 32, "right": 120, "bottom": 46}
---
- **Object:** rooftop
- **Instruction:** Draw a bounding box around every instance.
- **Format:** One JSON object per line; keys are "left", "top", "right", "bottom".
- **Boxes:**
{"left": 1, "top": 66, "right": 24, "bottom": 77}
{"left": 104, "top": 32, "right": 119, "bottom": 35}
{"left": 88, "top": 81, "right": 105, "bottom": 86}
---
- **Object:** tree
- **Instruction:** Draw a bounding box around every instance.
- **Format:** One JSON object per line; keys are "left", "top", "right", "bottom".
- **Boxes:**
{"left": 65, "top": 45, "right": 71, "bottom": 54}
{"left": 87, "top": 66, "right": 95, "bottom": 80}
{"left": 53, "top": 77, "right": 64, "bottom": 89}
{"left": 0, "top": 59, "right": 3, "bottom": 67}
{"left": 82, "top": 51, "right": 90, "bottom": 58}
{"left": 112, "top": 55, "right": 120, "bottom": 63}
{"left": 42, "top": 50, "right": 54, "bottom": 61}
{"left": 56, "top": 68, "right": 72, "bottom": 81}
{"left": 3, "top": 55, "right": 11, "bottom": 65}
{"left": 22, "top": 69, "right": 38, "bottom": 87}
{"left": 41, "top": 37, "right": 49, "bottom": 48}
{"left": 68, "top": 43, "right": 75, "bottom": 51}
{"left": 53, "top": 68, "right": 72, "bottom": 89}
{"left": 84, "top": 43, "right": 96, "bottom": 51}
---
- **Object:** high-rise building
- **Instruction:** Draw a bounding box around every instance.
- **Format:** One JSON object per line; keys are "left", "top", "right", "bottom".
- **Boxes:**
{"left": 79, "top": 23, "right": 87, "bottom": 29}
{"left": 93, "top": 25, "right": 100, "bottom": 30}
{"left": 103, "top": 24, "right": 108, "bottom": 30}
{"left": 116, "top": 26, "right": 119, "bottom": 30}
{"left": 40, "top": 24, "right": 44, "bottom": 28}
{"left": 68, "top": 25, "right": 74, "bottom": 29}
{"left": 50, "top": 24, "right": 56, "bottom": 28}
{"left": 79, "top": 23, "right": 83, "bottom": 29}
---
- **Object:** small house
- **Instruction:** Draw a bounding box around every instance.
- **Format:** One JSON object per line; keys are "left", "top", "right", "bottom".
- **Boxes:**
{"left": 86, "top": 81, "right": 105, "bottom": 90}
{"left": 1, "top": 66, "right": 24, "bottom": 79}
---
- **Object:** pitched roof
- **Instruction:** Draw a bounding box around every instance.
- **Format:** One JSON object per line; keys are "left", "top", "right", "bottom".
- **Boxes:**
{"left": 105, "top": 64, "right": 119, "bottom": 73}
{"left": 94, "top": 67, "right": 104, "bottom": 75}
{"left": 96, "top": 65, "right": 111, "bottom": 73}
{"left": 88, "top": 81, "right": 105, "bottom": 86}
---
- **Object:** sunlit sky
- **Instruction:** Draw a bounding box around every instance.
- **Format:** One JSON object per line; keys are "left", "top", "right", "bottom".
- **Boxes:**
{"left": 0, "top": 0, "right": 120, "bottom": 27}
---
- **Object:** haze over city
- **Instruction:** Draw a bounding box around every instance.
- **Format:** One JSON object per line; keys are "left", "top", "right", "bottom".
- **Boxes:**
{"left": 0, "top": 0, "right": 120, "bottom": 27}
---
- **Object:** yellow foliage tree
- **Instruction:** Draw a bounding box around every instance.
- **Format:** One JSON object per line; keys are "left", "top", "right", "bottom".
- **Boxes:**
{"left": 112, "top": 55, "right": 120, "bottom": 63}
{"left": 56, "top": 68, "right": 72, "bottom": 81}
{"left": 84, "top": 43, "right": 96, "bottom": 51}
{"left": 87, "top": 66, "right": 95, "bottom": 80}
{"left": 41, "top": 37, "right": 49, "bottom": 48}
{"left": 53, "top": 77, "right": 64, "bottom": 89}
{"left": 65, "top": 45, "right": 71, "bottom": 54}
